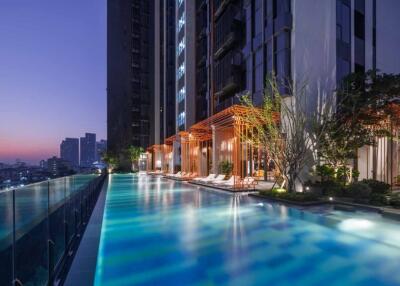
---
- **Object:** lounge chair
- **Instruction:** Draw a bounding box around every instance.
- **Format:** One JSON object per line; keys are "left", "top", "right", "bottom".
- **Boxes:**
{"left": 201, "top": 174, "right": 217, "bottom": 183}
{"left": 211, "top": 175, "right": 229, "bottom": 185}
{"left": 193, "top": 174, "right": 216, "bottom": 182}
{"left": 215, "top": 176, "right": 242, "bottom": 187}
{"left": 243, "top": 176, "right": 258, "bottom": 188}
{"left": 173, "top": 172, "right": 185, "bottom": 178}
{"left": 171, "top": 171, "right": 181, "bottom": 177}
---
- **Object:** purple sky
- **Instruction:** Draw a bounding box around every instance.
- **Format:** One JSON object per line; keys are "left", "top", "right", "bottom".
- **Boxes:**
{"left": 0, "top": 0, "right": 107, "bottom": 164}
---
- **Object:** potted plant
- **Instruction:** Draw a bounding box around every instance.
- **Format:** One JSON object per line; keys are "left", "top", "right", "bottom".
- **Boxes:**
{"left": 219, "top": 160, "right": 233, "bottom": 179}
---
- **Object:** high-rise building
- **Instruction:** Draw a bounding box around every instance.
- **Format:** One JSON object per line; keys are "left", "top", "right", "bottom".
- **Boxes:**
{"left": 80, "top": 133, "right": 96, "bottom": 168}
{"left": 96, "top": 140, "right": 108, "bottom": 162}
{"left": 47, "top": 156, "right": 72, "bottom": 177}
{"left": 107, "top": 0, "right": 155, "bottom": 154}
{"left": 154, "top": 0, "right": 176, "bottom": 144}
{"left": 175, "top": 0, "right": 196, "bottom": 132}
{"left": 146, "top": 0, "right": 400, "bottom": 184}
{"left": 60, "top": 138, "right": 79, "bottom": 168}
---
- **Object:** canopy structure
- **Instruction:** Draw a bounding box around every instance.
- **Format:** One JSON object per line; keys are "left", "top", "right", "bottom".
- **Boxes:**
{"left": 180, "top": 105, "right": 273, "bottom": 188}
{"left": 146, "top": 144, "right": 171, "bottom": 173}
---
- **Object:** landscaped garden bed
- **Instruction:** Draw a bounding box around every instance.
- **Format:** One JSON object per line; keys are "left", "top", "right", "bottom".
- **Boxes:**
{"left": 307, "top": 177, "right": 400, "bottom": 209}
{"left": 257, "top": 188, "right": 322, "bottom": 205}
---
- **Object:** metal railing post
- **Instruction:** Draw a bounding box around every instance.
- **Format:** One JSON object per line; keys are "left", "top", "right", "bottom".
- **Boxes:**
{"left": 47, "top": 180, "right": 55, "bottom": 286}
{"left": 12, "top": 189, "right": 16, "bottom": 286}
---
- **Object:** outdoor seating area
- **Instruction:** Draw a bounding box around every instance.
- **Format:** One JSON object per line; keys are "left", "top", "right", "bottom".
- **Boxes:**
{"left": 164, "top": 171, "right": 198, "bottom": 181}
{"left": 144, "top": 105, "right": 274, "bottom": 192}
{"left": 189, "top": 174, "right": 259, "bottom": 192}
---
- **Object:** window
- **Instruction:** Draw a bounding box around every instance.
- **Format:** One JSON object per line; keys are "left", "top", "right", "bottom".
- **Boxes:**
{"left": 178, "top": 12, "right": 185, "bottom": 32}
{"left": 177, "top": 38, "right": 185, "bottom": 56}
{"left": 336, "top": 1, "right": 350, "bottom": 44}
{"left": 177, "top": 63, "right": 185, "bottom": 79}
{"left": 177, "top": 86, "right": 186, "bottom": 102}
{"left": 177, "top": 111, "right": 185, "bottom": 127}
{"left": 354, "top": 11, "right": 365, "bottom": 39}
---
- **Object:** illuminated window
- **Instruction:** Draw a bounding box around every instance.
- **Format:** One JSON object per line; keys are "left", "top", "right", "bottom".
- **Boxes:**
{"left": 177, "top": 38, "right": 185, "bottom": 56}
{"left": 178, "top": 12, "right": 185, "bottom": 32}
{"left": 177, "top": 63, "right": 185, "bottom": 79}
{"left": 177, "top": 111, "right": 186, "bottom": 127}
{"left": 177, "top": 86, "right": 186, "bottom": 102}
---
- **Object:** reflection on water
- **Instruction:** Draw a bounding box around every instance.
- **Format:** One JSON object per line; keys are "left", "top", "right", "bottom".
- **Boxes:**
{"left": 95, "top": 174, "right": 400, "bottom": 286}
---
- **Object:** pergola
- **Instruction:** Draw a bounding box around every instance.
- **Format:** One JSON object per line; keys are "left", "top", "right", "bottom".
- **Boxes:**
{"left": 146, "top": 144, "right": 171, "bottom": 173}
{"left": 184, "top": 105, "right": 268, "bottom": 188}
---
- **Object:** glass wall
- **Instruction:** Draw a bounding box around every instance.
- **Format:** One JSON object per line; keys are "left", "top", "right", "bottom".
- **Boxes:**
{"left": 0, "top": 173, "right": 105, "bottom": 286}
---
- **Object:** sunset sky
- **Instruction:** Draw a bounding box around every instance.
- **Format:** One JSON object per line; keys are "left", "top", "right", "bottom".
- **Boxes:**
{"left": 0, "top": 0, "right": 107, "bottom": 164}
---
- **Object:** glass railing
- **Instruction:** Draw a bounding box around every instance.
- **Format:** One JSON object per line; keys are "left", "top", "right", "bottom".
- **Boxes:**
{"left": 0, "top": 173, "right": 106, "bottom": 286}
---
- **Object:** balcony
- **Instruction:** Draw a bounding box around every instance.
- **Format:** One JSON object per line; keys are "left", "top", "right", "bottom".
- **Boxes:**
{"left": 214, "top": 53, "right": 244, "bottom": 99}
{"left": 214, "top": 0, "right": 233, "bottom": 20}
{"left": 214, "top": 17, "right": 243, "bottom": 60}
{"left": 196, "top": 0, "right": 206, "bottom": 13}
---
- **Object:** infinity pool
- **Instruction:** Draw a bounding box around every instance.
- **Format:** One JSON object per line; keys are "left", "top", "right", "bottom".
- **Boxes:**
{"left": 94, "top": 174, "right": 400, "bottom": 286}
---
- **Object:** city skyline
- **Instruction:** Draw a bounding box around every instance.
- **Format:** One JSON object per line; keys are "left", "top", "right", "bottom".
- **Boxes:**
{"left": 0, "top": 0, "right": 107, "bottom": 164}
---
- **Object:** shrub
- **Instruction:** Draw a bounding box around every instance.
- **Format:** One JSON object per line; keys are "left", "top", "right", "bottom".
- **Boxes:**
{"left": 390, "top": 193, "right": 400, "bottom": 208}
{"left": 315, "top": 165, "right": 335, "bottom": 182}
{"left": 347, "top": 182, "right": 371, "bottom": 200}
{"left": 219, "top": 160, "right": 233, "bottom": 176}
{"left": 369, "top": 193, "right": 388, "bottom": 206}
{"left": 361, "top": 179, "right": 390, "bottom": 194}
{"left": 259, "top": 189, "right": 318, "bottom": 202}
{"left": 319, "top": 180, "right": 346, "bottom": 197}
{"left": 352, "top": 169, "right": 360, "bottom": 182}
{"left": 336, "top": 166, "right": 351, "bottom": 184}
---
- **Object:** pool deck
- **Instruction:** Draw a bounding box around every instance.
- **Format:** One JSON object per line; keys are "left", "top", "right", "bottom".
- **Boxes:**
{"left": 64, "top": 178, "right": 108, "bottom": 286}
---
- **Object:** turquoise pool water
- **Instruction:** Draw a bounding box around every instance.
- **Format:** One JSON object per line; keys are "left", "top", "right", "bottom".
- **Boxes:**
{"left": 94, "top": 174, "right": 400, "bottom": 286}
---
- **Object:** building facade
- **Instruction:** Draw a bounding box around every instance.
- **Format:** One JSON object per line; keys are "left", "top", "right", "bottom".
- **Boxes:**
{"left": 80, "top": 133, "right": 96, "bottom": 168}
{"left": 175, "top": 0, "right": 197, "bottom": 132}
{"left": 145, "top": 0, "right": 400, "bottom": 185}
{"left": 107, "top": 0, "right": 155, "bottom": 154}
{"left": 154, "top": 0, "right": 177, "bottom": 144}
{"left": 60, "top": 138, "right": 79, "bottom": 169}
{"left": 96, "top": 140, "right": 108, "bottom": 162}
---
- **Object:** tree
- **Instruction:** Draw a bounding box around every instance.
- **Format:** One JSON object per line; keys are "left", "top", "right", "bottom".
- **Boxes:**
{"left": 101, "top": 151, "right": 118, "bottom": 173}
{"left": 315, "top": 70, "right": 400, "bottom": 183}
{"left": 240, "top": 75, "right": 324, "bottom": 192}
{"left": 126, "top": 145, "right": 144, "bottom": 172}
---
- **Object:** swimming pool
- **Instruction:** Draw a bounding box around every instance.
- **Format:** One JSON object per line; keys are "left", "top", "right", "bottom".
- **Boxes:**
{"left": 94, "top": 174, "right": 400, "bottom": 286}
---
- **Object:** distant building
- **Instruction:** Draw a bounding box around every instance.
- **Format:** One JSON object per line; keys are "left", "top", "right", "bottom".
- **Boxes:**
{"left": 60, "top": 138, "right": 79, "bottom": 168}
{"left": 39, "top": 160, "right": 48, "bottom": 169}
{"left": 47, "top": 156, "right": 72, "bottom": 177}
{"left": 96, "top": 140, "right": 107, "bottom": 161}
{"left": 80, "top": 133, "right": 96, "bottom": 168}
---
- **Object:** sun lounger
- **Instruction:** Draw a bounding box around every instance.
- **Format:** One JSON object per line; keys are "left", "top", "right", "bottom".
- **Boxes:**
{"left": 211, "top": 175, "right": 229, "bottom": 184}
{"left": 243, "top": 176, "right": 258, "bottom": 188}
{"left": 171, "top": 171, "right": 181, "bottom": 177}
{"left": 193, "top": 174, "right": 216, "bottom": 182}
{"left": 216, "top": 176, "right": 241, "bottom": 187}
